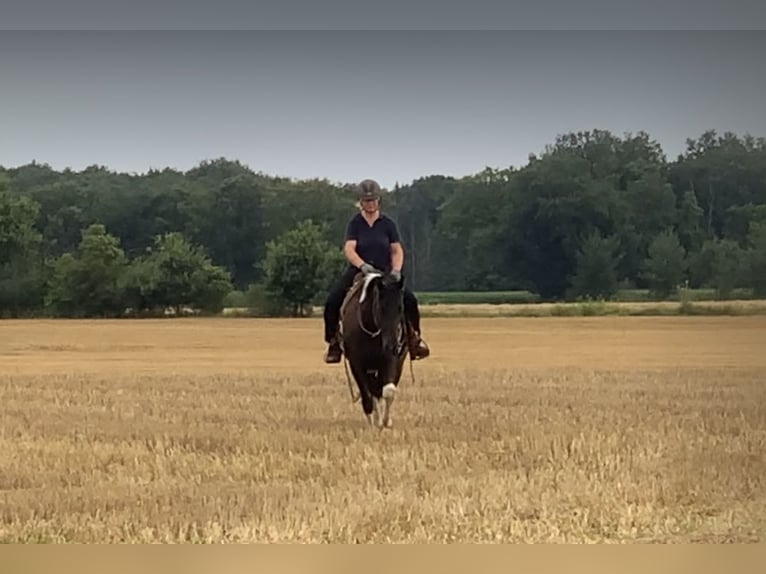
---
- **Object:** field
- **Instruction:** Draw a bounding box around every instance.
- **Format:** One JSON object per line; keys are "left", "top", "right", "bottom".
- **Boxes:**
{"left": 412, "top": 288, "right": 758, "bottom": 305}
{"left": 1, "top": 316, "right": 765, "bottom": 543}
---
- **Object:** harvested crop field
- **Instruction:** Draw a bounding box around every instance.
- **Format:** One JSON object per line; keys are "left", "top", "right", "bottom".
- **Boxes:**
{"left": 1, "top": 316, "right": 764, "bottom": 543}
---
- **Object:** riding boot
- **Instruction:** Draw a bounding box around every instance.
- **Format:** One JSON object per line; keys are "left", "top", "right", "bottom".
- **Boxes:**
{"left": 408, "top": 329, "right": 430, "bottom": 360}
{"left": 324, "top": 339, "right": 342, "bottom": 363}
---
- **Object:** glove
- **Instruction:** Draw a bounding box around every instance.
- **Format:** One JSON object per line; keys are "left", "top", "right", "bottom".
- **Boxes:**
{"left": 390, "top": 269, "right": 402, "bottom": 282}
{"left": 359, "top": 262, "right": 377, "bottom": 275}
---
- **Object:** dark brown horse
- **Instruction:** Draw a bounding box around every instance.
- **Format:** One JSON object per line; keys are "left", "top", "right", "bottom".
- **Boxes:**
{"left": 339, "top": 270, "right": 408, "bottom": 428}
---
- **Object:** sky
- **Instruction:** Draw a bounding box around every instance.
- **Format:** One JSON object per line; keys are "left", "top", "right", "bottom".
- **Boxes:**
{"left": 1, "top": 28, "right": 765, "bottom": 188}
{"left": 2, "top": 0, "right": 766, "bottom": 30}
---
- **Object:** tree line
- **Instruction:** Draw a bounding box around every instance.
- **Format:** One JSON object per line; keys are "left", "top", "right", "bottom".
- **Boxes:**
{"left": 1, "top": 128, "right": 765, "bottom": 317}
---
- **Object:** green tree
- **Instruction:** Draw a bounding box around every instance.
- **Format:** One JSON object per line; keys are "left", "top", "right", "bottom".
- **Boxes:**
{"left": 46, "top": 224, "right": 128, "bottom": 317}
{"left": 27, "top": 180, "right": 95, "bottom": 257}
{"left": 568, "top": 231, "right": 622, "bottom": 300}
{"left": 262, "top": 220, "right": 346, "bottom": 316}
{"left": 625, "top": 170, "right": 677, "bottom": 243}
{"left": 677, "top": 189, "right": 705, "bottom": 254}
{"left": 0, "top": 181, "right": 46, "bottom": 315}
{"left": 428, "top": 173, "right": 513, "bottom": 290}
{"left": 1, "top": 183, "right": 41, "bottom": 266}
{"left": 670, "top": 131, "right": 766, "bottom": 238}
{"left": 390, "top": 175, "right": 458, "bottom": 291}
{"left": 708, "top": 239, "right": 746, "bottom": 299}
{"left": 186, "top": 174, "right": 266, "bottom": 288}
{"left": 506, "top": 152, "right": 623, "bottom": 298}
{"left": 689, "top": 239, "right": 746, "bottom": 298}
{"left": 124, "top": 232, "right": 233, "bottom": 315}
{"left": 642, "top": 230, "right": 686, "bottom": 299}
{"left": 260, "top": 178, "right": 354, "bottom": 249}
{"left": 746, "top": 222, "right": 766, "bottom": 296}
{"left": 688, "top": 240, "right": 716, "bottom": 289}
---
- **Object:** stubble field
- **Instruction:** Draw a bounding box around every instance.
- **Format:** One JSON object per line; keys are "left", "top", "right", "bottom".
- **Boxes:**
{"left": 1, "top": 316, "right": 765, "bottom": 543}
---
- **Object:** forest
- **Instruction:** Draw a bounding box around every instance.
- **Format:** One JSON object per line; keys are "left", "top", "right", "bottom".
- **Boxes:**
{"left": 1, "top": 129, "right": 765, "bottom": 317}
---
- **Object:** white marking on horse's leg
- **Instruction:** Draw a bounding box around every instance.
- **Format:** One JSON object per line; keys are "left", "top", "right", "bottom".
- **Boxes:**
{"left": 381, "top": 383, "right": 396, "bottom": 428}
{"left": 382, "top": 383, "right": 396, "bottom": 400}
{"left": 371, "top": 398, "right": 381, "bottom": 428}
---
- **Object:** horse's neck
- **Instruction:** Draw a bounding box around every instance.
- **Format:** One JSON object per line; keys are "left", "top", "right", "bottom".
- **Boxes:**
{"left": 360, "top": 284, "right": 378, "bottom": 330}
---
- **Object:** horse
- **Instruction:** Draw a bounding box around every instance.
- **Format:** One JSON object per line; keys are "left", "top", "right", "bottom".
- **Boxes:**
{"left": 338, "top": 270, "right": 409, "bottom": 428}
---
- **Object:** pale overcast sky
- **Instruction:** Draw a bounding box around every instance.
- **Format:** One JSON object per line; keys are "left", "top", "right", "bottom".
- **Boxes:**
{"left": 1, "top": 30, "right": 764, "bottom": 188}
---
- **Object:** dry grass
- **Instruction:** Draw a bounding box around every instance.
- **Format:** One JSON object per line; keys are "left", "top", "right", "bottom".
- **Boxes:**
{"left": 0, "top": 317, "right": 765, "bottom": 543}
{"left": 413, "top": 299, "right": 766, "bottom": 318}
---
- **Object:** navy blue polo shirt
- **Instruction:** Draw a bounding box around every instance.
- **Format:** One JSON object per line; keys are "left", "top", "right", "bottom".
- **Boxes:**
{"left": 345, "top": 212, "right": 401, "bottom": 272}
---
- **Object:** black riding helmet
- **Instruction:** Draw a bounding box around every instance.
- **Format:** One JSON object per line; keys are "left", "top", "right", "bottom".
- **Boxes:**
{"left": 357, "top": 179, "right": 382, "bottom": 201}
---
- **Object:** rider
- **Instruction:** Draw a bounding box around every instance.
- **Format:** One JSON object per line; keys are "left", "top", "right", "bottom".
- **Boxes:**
{"left": 323, "top": 178, "right": 430, "bottom": 363}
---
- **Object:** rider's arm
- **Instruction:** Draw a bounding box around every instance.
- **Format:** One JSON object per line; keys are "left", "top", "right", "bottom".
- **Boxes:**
{"left": 344, "top": 239, "right": 366, "bottom": 268}
{"left": 343, "top": 217, "right": 366, "bottom": 269}
{"left": 388, "top": 219, "right": 404, "bottom": 273}
{"left": 390, "top": 242, "right": 404, "bottom": 272}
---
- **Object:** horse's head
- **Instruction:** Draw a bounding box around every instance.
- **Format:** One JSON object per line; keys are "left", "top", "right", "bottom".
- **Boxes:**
{"left": 373, "top": 272, "right": 405, "bottom": 355}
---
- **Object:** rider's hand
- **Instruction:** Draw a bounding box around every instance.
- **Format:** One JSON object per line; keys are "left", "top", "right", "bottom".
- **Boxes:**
{"left": 390, "top": 269, "right": 402, "bottom": 282}
{"left": 359, "top": 262, "right": 377, "bottom": 275}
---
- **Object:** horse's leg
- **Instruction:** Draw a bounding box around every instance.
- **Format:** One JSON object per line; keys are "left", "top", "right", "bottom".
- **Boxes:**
{"left": 363, "top": 368, "right": 381, "bottom": 428}
{"left": 380, "top": 382, "right": 396, "bottom": 428}
{"left": 376, "top": 360, "right": 398, "bottom": 429}
{"left": 380, "top": 350, "right": 407, "bottom": 429}
{"left": 349, "top": 361, "right": 374, "bottom": 423}
{"left": 364, "top": 388, "right": 378, "bottom": 428}
{"left": 371, "top": 395, "right": 381, "bottom": 428}
{"left": 371, "top": 367, "right": 390, "bottom": 429}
